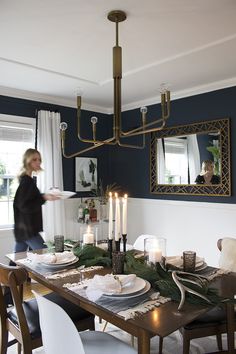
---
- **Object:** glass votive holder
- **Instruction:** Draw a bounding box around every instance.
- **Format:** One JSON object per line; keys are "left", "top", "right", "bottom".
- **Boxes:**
{"left": 144, "top": 237, "right": 166, "bottom": 266}
{"left": 183, "top": 251, "right": 196, "bottom": 272}
{"left": 54, "top": 235, "right": 64, "bottom": 252}
{"left": 112, "top": 251, "right": 125, "bottom": 274}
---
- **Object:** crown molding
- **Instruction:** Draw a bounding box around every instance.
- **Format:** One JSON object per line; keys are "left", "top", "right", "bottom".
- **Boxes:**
{"left": 0, "top": 76, "right": 236, "bottom": 115}
{"left": 121, "top": 77, "right": 236, "bottom": 112}
{"left": 0, "top": 86, "right": 110, "bottom": 114}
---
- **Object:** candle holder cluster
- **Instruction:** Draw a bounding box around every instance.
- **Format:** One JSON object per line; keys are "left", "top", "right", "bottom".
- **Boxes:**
{"left": 107, "top": 234, "right": 128, "bottom": 258}
{"left": 107, "top": 192, "right": 128, "bottom": 259}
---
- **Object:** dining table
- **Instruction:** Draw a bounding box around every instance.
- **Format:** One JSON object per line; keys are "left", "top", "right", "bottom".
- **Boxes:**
{"left": 6, "top": 250, "right": 236, "bottom": 354}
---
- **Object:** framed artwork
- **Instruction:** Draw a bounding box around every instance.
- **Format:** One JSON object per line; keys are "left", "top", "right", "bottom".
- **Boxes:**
{"left": 75, "top": 157, "right": 98, "bottom": 192}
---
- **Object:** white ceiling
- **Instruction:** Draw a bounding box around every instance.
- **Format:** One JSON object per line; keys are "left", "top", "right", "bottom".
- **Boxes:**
{"left": 0, "top": 0, "right": 236, "bottom": 113}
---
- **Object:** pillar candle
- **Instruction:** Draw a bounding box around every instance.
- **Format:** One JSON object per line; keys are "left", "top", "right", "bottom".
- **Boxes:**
{"left": 83, "top": 225, "right": 94, "bottom": 244}
{"left": 108, "top": 192, "right": 113, "bottom": 240}
{"left": 122, "top": 194, "right": 128, "bottom": 235}
{"left": 149, "top": 249, "right": 162, "bottom": 263}
{"left": 114, "top": 193, "right": 121, "bottom": 241}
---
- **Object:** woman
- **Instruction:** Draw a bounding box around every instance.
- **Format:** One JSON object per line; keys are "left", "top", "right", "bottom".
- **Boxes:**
{"left": 13, "top": 148, "right": 59, "bottom": 252}
{"left": 195, "top": 160, "right": 220, "bottom": 185}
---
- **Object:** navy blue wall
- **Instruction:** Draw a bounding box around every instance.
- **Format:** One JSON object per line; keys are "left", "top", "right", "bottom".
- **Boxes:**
{"left": 1, "top": 85, "right": 235, "bottom": 203}
{"left": 0, "top": 95, "right": 110, "bottom": 195}
{"left": 109, "top": 86, "right": 235, "bottom": 203}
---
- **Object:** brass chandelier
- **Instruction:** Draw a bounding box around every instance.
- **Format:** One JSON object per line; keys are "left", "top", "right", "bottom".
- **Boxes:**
{"left": 60, "top": 10, "right": 170, "bottom": 158}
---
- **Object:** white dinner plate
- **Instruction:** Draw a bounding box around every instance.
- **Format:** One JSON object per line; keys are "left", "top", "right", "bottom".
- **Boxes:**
{"left": 104, "top": 275, "right": 146, "bottom": 296}
{"left": 41, "top": 256, "right": 79, "bottom": 268}
{"left": 194, "top": 262, "right": 208, "bottom": 272}
{"left": 103, "top": 280, "right": 151, "bottom": 299}
{"left": 166, "top": 256, "right": 205, "bottom": 270}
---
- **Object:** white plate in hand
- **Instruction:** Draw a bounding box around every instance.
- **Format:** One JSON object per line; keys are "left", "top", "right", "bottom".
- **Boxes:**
{"left": 56, "top": 191, "right": 76, "bottom": 199}
{"left": 104, "top": 276, "right": 146, "bottom": 297}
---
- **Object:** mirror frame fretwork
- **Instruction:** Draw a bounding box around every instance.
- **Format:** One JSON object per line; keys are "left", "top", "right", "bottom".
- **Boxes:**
{"left": 150, "top": 118, "right": 231, "bottom": 196}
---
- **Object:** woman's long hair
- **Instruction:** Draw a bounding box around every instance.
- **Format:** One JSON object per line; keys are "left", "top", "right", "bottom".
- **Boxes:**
{"left": 200, "top": 160, "right": 215, "bottom": 176}
{"left": 18, "top": 148, "right": 42, "bottom": 178}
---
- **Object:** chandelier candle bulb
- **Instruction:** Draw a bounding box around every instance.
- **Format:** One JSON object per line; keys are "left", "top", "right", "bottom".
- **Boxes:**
{"left": 122, "top": 194, "right": 128, "bottom": 235}
{"left": 114, "top": 193, "right": 121, "bottom": 241}
{"left": 83, "top": 225, "right": 94, "bottom": 245}
{"left": 108, "top": 192, "right": 113, "bottom": 240}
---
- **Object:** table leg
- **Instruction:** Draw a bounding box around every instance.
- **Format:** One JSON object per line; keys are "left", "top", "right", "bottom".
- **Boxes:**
{"left": 226, "top": 302, "right": 235, "bottom": 353}
{"left": 137, "top": 328, "right": 150, "bottom": 354}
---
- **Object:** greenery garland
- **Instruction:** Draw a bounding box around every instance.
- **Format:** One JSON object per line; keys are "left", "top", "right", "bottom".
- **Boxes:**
{"left": 73, "top": 244, "right": 111, "bottom": 268}
{"left": 124, "top": 251, "right": 223, "bottom": 307}
{"left": 46, "top": 242, "right": 230, "bottom": 307}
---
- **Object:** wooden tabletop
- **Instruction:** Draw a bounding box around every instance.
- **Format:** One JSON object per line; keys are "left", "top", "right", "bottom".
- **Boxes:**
{"left": 6, "top": 251, "right": 236, "bottom": 354}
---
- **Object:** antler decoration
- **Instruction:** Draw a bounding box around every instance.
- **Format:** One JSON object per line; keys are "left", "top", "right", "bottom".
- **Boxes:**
{"left": 172, "top": 271, "right": 212, "bottom": 311}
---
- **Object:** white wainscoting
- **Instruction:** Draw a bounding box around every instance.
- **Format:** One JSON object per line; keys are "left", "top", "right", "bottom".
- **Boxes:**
{"left": 127, "top": 198, "right": 236, "bottom": 267}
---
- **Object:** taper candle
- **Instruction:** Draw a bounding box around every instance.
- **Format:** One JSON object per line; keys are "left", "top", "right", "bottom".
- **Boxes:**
{"left": 114, "top": 193, "right": 121, "bottom": 241}
{"left": 122, "top": 194, "right": 128, "bottom": 235}
{"left": 108, "top": 192, "right": 113, "bottom": 240}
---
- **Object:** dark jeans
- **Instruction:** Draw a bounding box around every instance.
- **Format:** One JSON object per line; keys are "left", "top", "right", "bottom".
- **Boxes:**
{"left": 14, "top": 234, "right": 47, "bottom": 253}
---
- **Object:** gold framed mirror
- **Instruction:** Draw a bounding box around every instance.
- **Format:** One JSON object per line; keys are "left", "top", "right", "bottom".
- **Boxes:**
{"left": 150, "top": 118, "right": 231, "bottom": 196}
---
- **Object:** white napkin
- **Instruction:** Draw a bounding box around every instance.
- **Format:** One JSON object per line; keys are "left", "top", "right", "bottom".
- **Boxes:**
{"left": 86, "top": 274, "right": 136, "bottom": 302}
{"left": 27, "top": 251, "right": 75, "bottom": 265}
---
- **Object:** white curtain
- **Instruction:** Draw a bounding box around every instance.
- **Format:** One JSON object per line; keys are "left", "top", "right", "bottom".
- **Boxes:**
{"left": 157, "top": 139, "right": 166, "bottom": 183}
{"left": 37, "top": 110, "right": 66, "bottom": 241}
{"left": 187, "top": 134, "right": 201, "bottom": 184}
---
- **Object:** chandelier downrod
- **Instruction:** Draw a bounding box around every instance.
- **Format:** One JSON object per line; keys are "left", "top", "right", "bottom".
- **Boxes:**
{"left": 60, "top": 10, "right": 170, "bottom": 158}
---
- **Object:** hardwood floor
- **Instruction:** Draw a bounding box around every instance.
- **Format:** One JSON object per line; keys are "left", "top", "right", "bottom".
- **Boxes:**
{"left": 23, "top": 280, "right": 51, "bottom": 301}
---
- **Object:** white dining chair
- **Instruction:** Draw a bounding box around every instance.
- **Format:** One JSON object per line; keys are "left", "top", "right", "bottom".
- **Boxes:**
{"left": 32, "top": 291, "right": 137, "bottom": 354}
{"left": 218, "top": 237, "right": 236, "bottom": 272}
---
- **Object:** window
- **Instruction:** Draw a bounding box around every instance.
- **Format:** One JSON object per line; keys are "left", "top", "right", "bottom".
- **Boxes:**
{"left": 0, "top": 114, "right": 35, "bottom": 228}
{"left": 164, "top": 137, "right": 188, "bottom": 184}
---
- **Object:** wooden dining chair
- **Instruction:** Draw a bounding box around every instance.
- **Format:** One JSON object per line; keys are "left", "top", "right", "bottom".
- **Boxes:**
{"left": 0, "top": 263, "right": 95, "bottom": 354}
{"left": 32, "top": 290, "right": 136, "bottom": 354}
{"left": 159, "top": 237, "right": 236, "bottom": 354}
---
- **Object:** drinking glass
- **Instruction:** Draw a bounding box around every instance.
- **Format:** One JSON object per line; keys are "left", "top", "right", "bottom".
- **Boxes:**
{"left": 54, "top": 235, "right": 64, "bottom": 252}
{"left": 183, "top": 251, "right": 196, "bottom": 272}
{"left": 112, "top": 251, "right": 125, "bottom": 274}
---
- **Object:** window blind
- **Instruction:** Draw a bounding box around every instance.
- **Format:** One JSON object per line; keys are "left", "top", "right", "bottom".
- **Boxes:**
{"left": 0, "top": 122, "right": 34, "bottom": 143}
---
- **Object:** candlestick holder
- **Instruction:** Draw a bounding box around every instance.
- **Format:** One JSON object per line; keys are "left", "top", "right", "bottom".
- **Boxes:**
{"left": 108, "top": 239, "right": 113, "bottom": 259}
{"left": 115, "top": 239, "right": 121, "bottom": 252}
{"left": 122, "top": 234, "right": 127, "bottom": 252}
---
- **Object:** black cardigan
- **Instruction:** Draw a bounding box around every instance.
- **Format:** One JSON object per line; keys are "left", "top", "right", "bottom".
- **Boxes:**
{"left": 195, "top": 174, "right": 220, "bottom": 185}
{"left": 13, "top": 175, "right": 45, "bottom": 241}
